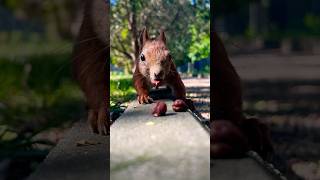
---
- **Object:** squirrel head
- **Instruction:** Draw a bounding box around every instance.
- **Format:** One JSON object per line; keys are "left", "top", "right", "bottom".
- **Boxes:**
{"left": 138, "top": 28, "right": 172, "bottom": 88}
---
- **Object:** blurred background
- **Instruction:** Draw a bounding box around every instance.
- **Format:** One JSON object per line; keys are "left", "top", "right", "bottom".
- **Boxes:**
{"left": 2, "top": 0, "right": 319, "bottom": 179}
{"left": 215, "top": 0, "right": 320, "bottom": 179}
{"left": 110, "top": 0, "right": 210, "bottom": 120}
{"left": 0, "top": 0, "right": 210, "bottom": 179}
{"left": 0, "top": 0, "right": 87, "bottom": 179}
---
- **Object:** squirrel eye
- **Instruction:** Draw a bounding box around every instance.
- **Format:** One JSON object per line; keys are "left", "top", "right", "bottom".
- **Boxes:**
{"left": 140, "top": 54, "right": 145, "bottom": 61}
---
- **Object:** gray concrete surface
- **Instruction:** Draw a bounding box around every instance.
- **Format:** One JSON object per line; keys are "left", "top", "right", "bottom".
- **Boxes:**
{"left": 110, "top": 100, "right": 210, "bottom": 180}
{"left": 211, "top": 158, "right": 277, "bottom": 180}
{"left": 232, "top": 54, "right": 320, "bottom": 81}
{"left": 231, "top": 53, "right": 320, "bottom": 180}
{"left": 27, "top": 121, "right": 109, "bottom": 180}
{"left": 26, "top": 98, "right": 277, "bottom": 180}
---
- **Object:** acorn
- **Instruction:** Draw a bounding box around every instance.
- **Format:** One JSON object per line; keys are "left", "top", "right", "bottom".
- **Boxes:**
{"left": 152, "top": 101, "right": 167, "bottom": 117}
{"left": 172, "top": 99, "right": 188, "bottom": 112}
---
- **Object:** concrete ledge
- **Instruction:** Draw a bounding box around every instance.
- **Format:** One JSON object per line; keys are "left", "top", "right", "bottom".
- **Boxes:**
{"left": 110, "top": 100, "right": 210, "bottom": 180}
{"left": 27, "top": 121, "right": 109, "bottom": 180}
{"left": 211, "top": 158, "right": 281, "bottom": 180}
{"left": 27, "top": 88, "right": 281, "bottom": 180}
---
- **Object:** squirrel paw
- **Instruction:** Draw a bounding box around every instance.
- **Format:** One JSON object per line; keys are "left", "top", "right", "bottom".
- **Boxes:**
{"left": 88, "top": 108, "right": 109, "bottom": 135}
{"left": 138, "top": 94, "right": 154, "bottom": 104}
{"left": 211, "top": 120, "right": 249, "bottom": 158}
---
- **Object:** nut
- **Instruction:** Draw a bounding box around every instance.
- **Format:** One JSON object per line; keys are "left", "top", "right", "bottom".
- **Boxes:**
{"left": 172, "top": 99, "right": 188, "bottom": 112}
{"left": 152, "top": 101, "right": 167, "bottom": 117}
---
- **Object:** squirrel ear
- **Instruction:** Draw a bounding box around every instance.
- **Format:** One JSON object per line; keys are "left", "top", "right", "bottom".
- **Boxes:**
{"left": 158, "top": 29, "right": 166, "bottom": 44}
{"left": 140, "top": 27, "right": 149, "bottom": 47}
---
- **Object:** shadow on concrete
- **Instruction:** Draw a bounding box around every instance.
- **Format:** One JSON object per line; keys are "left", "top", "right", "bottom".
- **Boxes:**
{"left": 242, "top": 79, "right": 320, "bottom": 180}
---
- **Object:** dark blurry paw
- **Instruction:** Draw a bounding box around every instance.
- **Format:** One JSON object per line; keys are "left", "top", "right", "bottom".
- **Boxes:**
{"left": 211, "top": 120, "right": 249, "bottom": 158}
{"left": 240, "top": 118, "right": 274, "bottom": 160}
{"left": 88, "top": 107, "right": 109, "bottom": 136}
{"left": 137, "top": 94, "right": 153, "bottom": 104}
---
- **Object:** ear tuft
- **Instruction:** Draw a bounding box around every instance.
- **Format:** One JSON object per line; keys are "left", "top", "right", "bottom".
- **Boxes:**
{"left": 158, "top": 29, "right": 166, "bottom": 44}
{"left": 140, "top": 27, "right": 149, "bottom": 47}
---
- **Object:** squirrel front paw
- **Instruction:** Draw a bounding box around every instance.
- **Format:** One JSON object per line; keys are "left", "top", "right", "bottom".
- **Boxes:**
{"left": 211, "top": 120, "right": 249, "bottom": 158}
{"left": 137, "top": 94, "right": 154, "bottom": 104}
{"left": 88, "top": 108, "right": 109, "bottom": 135}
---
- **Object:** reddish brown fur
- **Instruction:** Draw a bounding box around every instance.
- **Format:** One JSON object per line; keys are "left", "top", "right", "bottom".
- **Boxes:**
{"left": 72, "top": 0, "right": 109, "bottom": 135}
{"left": 133, "top": 28, "right": 186, "bottom": 104}
{"left": 212, "top": 32, "right": 273, "bottom": 159}
{"left": 212, "top": 32, "right": 244, "bottom": 122}
{"left": 211, "top": 120, "right": 249, "bottom": 158}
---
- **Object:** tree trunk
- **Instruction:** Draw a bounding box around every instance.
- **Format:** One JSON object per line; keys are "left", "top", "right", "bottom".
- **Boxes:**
{"left": 249, "top": 1, "right": 262, "bottom": 35}
{"left": 128, "top": 0, "right": 139, "bottom": 72}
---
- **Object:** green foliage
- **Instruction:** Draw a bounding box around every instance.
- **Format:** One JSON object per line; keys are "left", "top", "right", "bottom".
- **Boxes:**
{"left": 217, "top": 0, "right": 320, "bottom": 40}
{"left": 244, "top": 27, "right": 259, "bottom": 39}
{"left": 0, "top": 56, "right": 83, "bottom": 180}
{"left": 304, "top": 14, "right": 320, "bottom": 36}
{"left": 1, "top": 0, "right": 79, "bottom": 40}
{"left": 215, "top": 0, "right": 251, "bottom": 16}
{"left": 0, "top": 2, "right": 90, "bottom": 177}
{"left": 2, "top": 0, "right": 23, "bottom": 9}
{"left": 187, "top": 2, "right": 210, "bottom": 63}
{"left": 111, "top": 0, "right": 210, "bottom": 70}
{"left": 0, "top": 53, "right": 84, "bottom": 131}
{"left": 188, "top": 25, "right": 210, "bottom": 63}
{"left": 0, "top": 34, "right": 72, "bottom": 58}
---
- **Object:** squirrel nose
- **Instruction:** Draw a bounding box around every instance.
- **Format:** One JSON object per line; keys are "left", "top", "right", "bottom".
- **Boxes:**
{"left": 154, "top": 71, "right": 163, "bottom": 79}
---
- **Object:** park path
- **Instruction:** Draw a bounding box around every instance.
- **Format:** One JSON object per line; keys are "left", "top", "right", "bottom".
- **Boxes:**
{"left": 232, "top": 53, "right": 320, "bottom": 180}
{"left": 180, "top": 54, "right": 320, "bottom": 179}
{"left": 182, "top": 77, "right": 210, "bottom": 120}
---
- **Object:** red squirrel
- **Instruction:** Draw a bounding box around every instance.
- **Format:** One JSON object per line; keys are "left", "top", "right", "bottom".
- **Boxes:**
{"left": 212, "top": 32, "right": 274, "bottom": 159}
{"left": 133, "top": 28, "right": 187, "bottom": 104}
{"left": 72, "top": 0, "right": 109, "bottom": 135}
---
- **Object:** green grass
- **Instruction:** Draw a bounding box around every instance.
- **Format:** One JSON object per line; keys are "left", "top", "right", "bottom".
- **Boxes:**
{"left": 0, "top": 34, "right": 72, "bottom": 59}
{"left": 0, "top": 50, "right": 85, "bottom": 158}
{"left": 0, "top": 36, "right": 84, "bottom": 179}
{"left": 110, "top": 72, "right": 135, "bottom": 111}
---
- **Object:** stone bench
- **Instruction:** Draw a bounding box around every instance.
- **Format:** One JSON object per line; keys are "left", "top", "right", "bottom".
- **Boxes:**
{"left": 27, "top": 121, "right": 109, "bottom": 180}
{"left": 28, "top": 88, "right": 283, "bottom": 180}
{"left": 110, "top": 99, "right": 210, "bottom": 180}
{"left": 212, "top": 155, "right": 285, "bottom": 180}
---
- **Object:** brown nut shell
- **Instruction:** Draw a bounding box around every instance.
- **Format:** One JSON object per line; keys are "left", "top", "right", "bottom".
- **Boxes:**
{"left": 172, "top": 99, "right": 188, "bottom": 112}
{"left": 152, "top": 101, "right": 167, "bottom": 117}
